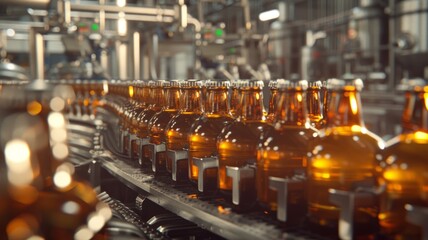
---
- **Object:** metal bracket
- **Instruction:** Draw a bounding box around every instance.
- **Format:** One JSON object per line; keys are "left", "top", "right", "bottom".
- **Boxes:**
{"left": 226, "top": 165, "right": 255, "bottom": 206}
{"left": 269, "top": 176, "right": 305, "bottom": 222}
{"left": 119, "top": 129, "right": 128, "bottom": 154}
{"left": 192, "top": 157, "right": 218, "bottom": 192}
{"left": 128, "top": 133, "right": 138, "bottom": 158}
{"left": 329, "top": 189, "right": 376, "bottom": 240}
{"left": 138, "top": 137, "right": 150, "bottom": 166}
{"left": 166, "top": 149, "right": 188, "bottom": 181}
{"left": 406, "top": 204, "right": 428, "bottom": 240}
{"left": 147, "top": 143, "right": 166, "bottom": 172}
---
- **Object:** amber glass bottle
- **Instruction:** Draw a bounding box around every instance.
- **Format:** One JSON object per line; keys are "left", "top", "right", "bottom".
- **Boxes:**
{"left": 145, "top": 80, "right": 181, "bottom": 172}
{"left": 256, "top": 80, "right": 318, "bottom": 217}
{"left": 307, "top": 79, "right": 384, "bottom": 230}
{"left": 217, "top": 79, "right": 273, "bottom": 193}
{"left": 165, "top": 80, "right": 203, "bottom": 177}
{"left": 229, "top": 79, "right": 241, "bottom": 119}
{"left": 136, "top": 80, "right": 165, "bottom": 166}
{"left": 188, "top": 80, "right": 233, "bottom": 184}
{"left": 378, "top": 82, "right": 428, "bottom": 238}
{"left": 307, "top": 81, "right": 324, "bottom": 129}
{"left": 128, "top": 81, "right": 150, "bottom": 157}
{"left": 122, "top": 81, "right": 139, "bottom": 154}
{"left": 267, "top": 79, "right": 281, "bottom": 123}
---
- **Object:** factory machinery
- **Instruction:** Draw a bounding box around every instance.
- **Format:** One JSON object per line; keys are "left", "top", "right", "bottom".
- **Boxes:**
{"left": 0, "top": 0, "right": 427, "bottom": 239}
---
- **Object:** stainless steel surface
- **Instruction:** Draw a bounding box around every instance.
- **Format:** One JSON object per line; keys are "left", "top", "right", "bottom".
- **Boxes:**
{"left": 29, "top": 28, "right": 45, "bottom": 80}
{"left": 396, "top": 0, "right": 428, "bottom": 54}
{"left": 70, "top": 2, "right": 175, "bottom": 16}
{"left": 0, "top": 0, "right": 50, "bottom": 8}
{"left": 132, "top": 32, "right": 140, "bottom": 80}
{"left": 0, "top": 62, "right": 28, "bottom": 81}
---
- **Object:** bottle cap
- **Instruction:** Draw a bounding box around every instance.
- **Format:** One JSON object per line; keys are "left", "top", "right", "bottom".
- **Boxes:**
{"left": 153, "top": 79, "right": 168, "bottom": 87}
{"left": 180, "top": 79, "right": 202, "bottom": 88}
{"left": 397, "top": 78, "right": 427, "bottom": 91}
{"left": 205, "top": 79, "right": 230, "bottom": 88}
{"left": 308, "top": 80, "right": 322, "bottom": 88}
{"left": 268, "top": 79, "right": 287, "bottom": 89}
{"left": 278, "top": 80, "right": 308, "bottom": 91}
{"left": 326, "top": 78, "right": 364, "bottom": 91}
{"left": 165, "top": 79, "right": 181, "bottom": 88}
{"left": 239, "top": 79, "right": 264, "bottom": 89}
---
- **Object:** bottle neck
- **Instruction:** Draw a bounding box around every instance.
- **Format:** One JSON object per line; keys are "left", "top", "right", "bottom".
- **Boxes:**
{"left": 141, "top": 86, "right": 151, "bottom": 105}
{"left": 181, "top": 87, "right": 203, "bottom": 113}
{"left": 239, "top": 88, "right": 265, "bottom": 122}
{"left": 268, "top": 88, "right": 279, "bottom": 115}
{"left": 402, "top": 89, "right": 428, "bottom": 132}
{"left": 153, "top": 87, "right": 165, "bottom": 108}
{"left": 307, "top": 87, "right": 323, "bottom": 124}
{"left": 276, "top": 89, "right": 309, "bottom": 126}
{"left": 326, "top": 88, "right": 365, "bottom": 128}
{"left": 206, "top": 87, "right": 230, "bottom": 116}
{"left": 230, "top": 87, "right": 241, "bottom": 114}
{"left": 165, "top": 87, "right": 180, "bottom": 110}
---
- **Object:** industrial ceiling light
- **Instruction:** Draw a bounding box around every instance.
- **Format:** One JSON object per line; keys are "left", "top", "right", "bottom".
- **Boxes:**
{"left": 259, "top": 9, "right": 280, "bottom": 22}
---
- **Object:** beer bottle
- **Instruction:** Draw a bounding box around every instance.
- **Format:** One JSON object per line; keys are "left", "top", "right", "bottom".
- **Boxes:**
{"left": 217, "top": 79, "right": 273, "bottom": 194}
{"left": 307, "top": 81, "right": 324, "bottom": 129}
{"left": 307, "top": 79, "right": 384, "bottom": 230}
{"left": 229, "top": 79, "right": 241, "bottom": 119}
{"left": 256, "top": 80, "right": 318, "bottom": 220}
{"left": 378, "top": 81, "right": 428, "bottom": 238}
{"left": 267, "top": 79, "right": 281, "bottom": 123}
{"left": 136, "top": 80, "right": 165, "bottom": 166}
{"left": 165, "top": 80, "right": 203, "bottom": 179}
{"left": 188, "top": 79, "right": 233, "bottom": 184}
{"left": 145, "top": 80, "right": 180, "bottom": 173}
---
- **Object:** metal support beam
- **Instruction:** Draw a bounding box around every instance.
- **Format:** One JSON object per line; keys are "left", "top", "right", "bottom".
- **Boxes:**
{"left": 29, "top": 28, "right": 45, "bottom": 80}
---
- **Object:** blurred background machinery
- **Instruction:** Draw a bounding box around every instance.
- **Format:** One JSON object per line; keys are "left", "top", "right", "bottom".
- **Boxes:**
{"left": 1, "top": 0, "right": 427, "bottom": 138}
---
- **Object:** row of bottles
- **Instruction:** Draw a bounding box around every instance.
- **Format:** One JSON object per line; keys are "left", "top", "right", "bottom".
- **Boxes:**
{"left": 0, "top": 79, "right": 111, "bottom": 240}
{"left": 100, "top": 78, "right": 428, "bottom": 239}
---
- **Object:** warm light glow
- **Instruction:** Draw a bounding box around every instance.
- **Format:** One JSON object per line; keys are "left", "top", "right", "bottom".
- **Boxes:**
{"left": 50, "top": 128, "right": 67, "bottom": 142}
{"left": 383, "top": 169, "right": 416, "bottom": 182}
{"left": 5, "top": 140, "right": 33, "bottom": 186}
{"left": 74, "top": 226, "right": 93, "bottom": 240}
{"left": 259, "top": 9, "right": 280, "bottom": 21}
{"left": 62, "top": 201, "right": 80, "bottom": 215}
{"left": 27, "top": 236, "right": 45, "bottom": 240}
{"left": 321, "top": 173, "right": 331, "bottom": 179}
{"left": 57, "top": 162, "right": 75, "bottom": 175}
{"left": 414, "top": 131, "right": 428, "bottom": 141}
{"left": 424, "top": 93, "right": 428, "bottom": 111}
{"left": 50, "top": 97, "right": 65, "bottom": 112}
{"left": 312, "top": 158, "right": 331, "bottom": 169}
{"left": 48, "top": 112, "right": 65, "bottom": 128}
{"left": 350, "top": 94, "right": 358, "bottom": 115}
{"left": 255, "top": 93, "right": 260, "bottom": 100}
{"left": 103, "top": 81, "right": 109, "bottom": 95}
{"left": 118, "top": 15, "right": 127, "bottom": 36}
{"left": 128, "top": 86, "right": 134, "bottom": 98}
{"left": 297, "top": 93, "right": 302, "bottom": 102}
{"left": 52, "top": 143, "right": 69, "bottom": 160}
{"left": 53, "top": 170, "right": 72, "bottom": 188}
{"left": 117, "top": 0, "right": 126, "bottom": 7}
{"left": 27, "top": 101, "right": 42, "bottom": 116}
{"left": 96, "top": 202, "right": 112, "bottom": 221}
{"left": 7, "top": 216, "right": 35, "bottom": 240}
{"left": 87, "top": 213, "right": 105, "bottom": 232}
{"left": 351, "top": 125, "right": 362, "bottom": 132}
